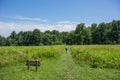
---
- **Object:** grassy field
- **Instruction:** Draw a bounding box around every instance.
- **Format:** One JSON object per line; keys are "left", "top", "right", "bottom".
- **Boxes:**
{"left": 0, "top": 45, "right": 120, "bottom": 80}
{"left": 70, "top": 45, "right": 120, "bottom": 69}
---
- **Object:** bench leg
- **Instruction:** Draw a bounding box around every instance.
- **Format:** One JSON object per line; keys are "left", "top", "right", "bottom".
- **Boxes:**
{"left": 36, "top": 66, "right": 38, "bottom": 71}
{"left": 28, "top": 65, "right": 30, "bottom": 70}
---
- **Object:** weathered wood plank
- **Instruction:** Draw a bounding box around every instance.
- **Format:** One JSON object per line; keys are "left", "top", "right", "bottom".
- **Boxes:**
{"left": 26, "top": 60, "right": 40, "bottom": 71}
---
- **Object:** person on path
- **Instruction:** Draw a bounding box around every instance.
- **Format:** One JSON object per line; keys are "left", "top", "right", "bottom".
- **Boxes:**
{"left": 65, "top": 45, "right": 69, "bottom": 53}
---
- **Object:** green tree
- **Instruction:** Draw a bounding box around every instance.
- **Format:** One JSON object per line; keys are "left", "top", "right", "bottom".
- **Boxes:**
{"left": 51, "top": 30, "right": 62, "bottom": 44}
{"left": 33, "top": 29, "right": 42, "bottom": 45}
{"left": 61, "top": 32, "right": 68, "bottom": 44}
{"left": 110, "top": 20, "right": 120, "bottom": 44}
{"left": 7, "top": 31, "right": 17, "bottom": 45}
{"left": 43, "top": 30, "right": 52, "bottom": 45}
{"left": 17, "top": 31, "right": 24, "bottom": 46}
{"left": 0, "top": 35, "right": 6, "bottom": 46}
{"left": 91, "top": 23, "right": 97, "bottom": 44}
{"left": 84, "top": 27, "right": 92, "bottom": 44}
{"left": 66, "top": 31, "right": 75, "bottom": 45}
{"left": 75, "top": 23, "right": 85, "bottom": 44}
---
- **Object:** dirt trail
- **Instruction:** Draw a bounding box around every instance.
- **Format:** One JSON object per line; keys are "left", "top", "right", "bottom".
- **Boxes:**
{"left": 65, "top": 53, "right": 74, "bottom": 80}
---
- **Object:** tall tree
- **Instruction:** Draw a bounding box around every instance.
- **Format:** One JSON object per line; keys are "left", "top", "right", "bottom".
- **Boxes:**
{"left": 65, "top": 31, "right": 75, "bottom": 45}
{"left": 84, "top": 27, "right": 92, "bottom": 44}
{"left": 0, "top": 35, "right": 6, "bottom": 46}
{"left": 51, "top": 30, "right": 62, "bottom": 44}
{"left": 91, "top": 23, "right": 97, "bottom": 44}
{"left": 7, "top": 31, "right": 17, "bottom": 45}
{"left": 33, "top": 29, "right": 42, "bottom": 45}
{"left": 17, "top": 31, "right": 24, "bottom": 46}
{"left": 110, "top": 20, "right": 120, "bottom": 44}
{"left": 75, "top": 23, "right": 85, "bottom": 44}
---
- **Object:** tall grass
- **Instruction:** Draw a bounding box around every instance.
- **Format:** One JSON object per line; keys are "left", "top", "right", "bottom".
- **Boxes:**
{"left": 70, "top": 45, "right": 120, "bottom": 69}
{"left": 0, "top": 45, "right": 64, "bottom": 68}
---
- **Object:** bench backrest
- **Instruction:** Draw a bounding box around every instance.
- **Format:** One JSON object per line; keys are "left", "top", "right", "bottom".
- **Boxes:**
{"left": 26, "top": 60, "right": 40, "bottom": 66}
{"left": 26, "top": 60, "right": 40, "bottom": 71}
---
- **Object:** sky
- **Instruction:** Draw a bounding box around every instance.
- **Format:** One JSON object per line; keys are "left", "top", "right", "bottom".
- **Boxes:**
{"left": 0, "top": 0, "right": 120, "bottom": 37}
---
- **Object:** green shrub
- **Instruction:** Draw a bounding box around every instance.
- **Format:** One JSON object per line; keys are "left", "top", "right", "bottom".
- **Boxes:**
{"left": 70, "top": 45, "right": 120, "bottom": 69}
{"left": 0, "top": 46, "right": 63, "bottom": 67}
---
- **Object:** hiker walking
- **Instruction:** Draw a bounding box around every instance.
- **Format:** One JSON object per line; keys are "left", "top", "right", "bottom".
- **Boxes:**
{"left": 65, "top": 45, "right": 69, "bottom": 53}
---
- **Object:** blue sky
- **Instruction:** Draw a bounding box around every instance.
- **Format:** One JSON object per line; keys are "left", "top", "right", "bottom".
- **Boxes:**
{"left": 0, "top": 0, "right": 120, "bottom": 37}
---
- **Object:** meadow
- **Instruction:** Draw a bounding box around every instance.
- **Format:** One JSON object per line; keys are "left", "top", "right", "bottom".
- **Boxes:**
{"left": 70, "top": 45, "right": 120, "bottom": 69}
{"left": 0, "top": 46, "right": 63, "bottom": 67}
{"left": 0, "top": 45, "right": 120, "bottom": 80}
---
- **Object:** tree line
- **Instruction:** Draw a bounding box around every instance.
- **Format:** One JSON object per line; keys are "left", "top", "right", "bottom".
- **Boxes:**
{"left": 0, "top": 20, "right": 120, "bottom": 46}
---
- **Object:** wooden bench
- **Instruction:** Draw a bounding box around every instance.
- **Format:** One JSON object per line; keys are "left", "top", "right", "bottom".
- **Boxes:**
{"left": 26, "top": 60, "right": 40, "bottom": 71}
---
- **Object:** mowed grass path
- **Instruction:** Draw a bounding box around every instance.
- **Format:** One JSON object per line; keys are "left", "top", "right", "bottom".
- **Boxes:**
{"left": 0, "top": 47, "right": 120, "bottom": 80}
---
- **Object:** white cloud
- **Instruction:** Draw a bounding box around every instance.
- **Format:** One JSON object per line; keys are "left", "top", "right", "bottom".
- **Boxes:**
{"left": 0, "top": 21, "right": 77, "bottom": 37}
{"left": 15, "top": 16, "right": 47, "bottom": 22}
{"left": 56, "top": 21, "right": 79, "bottom": 24}
{"left": 1, "top": 16, "right": 47, "bottom": 22}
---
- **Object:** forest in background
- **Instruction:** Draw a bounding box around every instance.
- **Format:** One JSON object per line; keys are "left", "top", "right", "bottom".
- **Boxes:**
{"left": 0, "top": 20, "right": 120, "bottom": 46}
